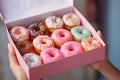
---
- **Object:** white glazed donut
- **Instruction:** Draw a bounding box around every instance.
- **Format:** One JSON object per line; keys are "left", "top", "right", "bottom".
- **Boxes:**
{"left": 63, "top": 13, "right": 81, "bottom": 29}
{"left": 45, "top": 16, "right": 64, "bottom": 32}
{"left": 23, "top": 53, "right": 42, "bottom": 68}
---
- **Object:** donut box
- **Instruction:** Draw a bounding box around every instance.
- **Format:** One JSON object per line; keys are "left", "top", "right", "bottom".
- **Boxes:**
{"left": 0, "top": 0, "right": 106, "bottom": 80}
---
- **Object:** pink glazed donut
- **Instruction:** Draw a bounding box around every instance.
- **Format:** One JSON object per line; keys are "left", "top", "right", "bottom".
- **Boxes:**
{"left": 23, "top": 53, "right": 42, "bottom": 68}
{"left": 10, "top": 26, "right": 29, "bottom": 42}
{"left": 33, "top": 35, "right": 54, "bottom": 54}
{"left": 61, "top": 41, "right": 83, "bottom": 57}
{"left": 41, "top": 47, "right": 64, "bottom": 64}
{"left": 51, "top": 29, "right": 73, "bottom": 47}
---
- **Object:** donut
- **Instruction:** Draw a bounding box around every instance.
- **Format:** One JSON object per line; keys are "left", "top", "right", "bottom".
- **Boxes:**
{"left": 51, "top": 29, "right": 73, "bottom": 47}
{"left": 63, "top": 13, "right": 81, "bottom": 30}
{"left": 10, "top": 26, "right": 29, "bottom": 42}
{"left": 28, "top": 22, "right": 49, "bottom": 40}
{"left": 41, "top": 47, "right": 64, "bottom": 64}
{"left": 71, "top": 26, "right": 91, "bottom": 42}
{"left": 81, "top": 37, "right": 102, "bottom": 51}
{"left": 61, "top": 41, "right": 83, "bottom": 57}
{"left": 33, "top": 35, "right": 54, "bottom": 54}
{"left": 16, "top": 41, "right": 34, "bottom": 55}
{"left": 23, "top": 53, "right": 42, "bottom": 68}
{"left": 45, "top": 16, "right": 64, "bottom": 33}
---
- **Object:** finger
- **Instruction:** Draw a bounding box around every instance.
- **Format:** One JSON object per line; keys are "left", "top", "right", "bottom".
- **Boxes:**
{"left": 97, "top": 30, "right": 106, "bottom": 42}
{"left": 97, "top": 30, "right": 108, "bottom": 58}
{"left": 8, "top": 43, "right": 19, "bottom": 65}
{"left": 97, "top": 30, "right": 102, "bottom": 38}
{"left": 97, "top": 30, "right": 107, "bottom": 42}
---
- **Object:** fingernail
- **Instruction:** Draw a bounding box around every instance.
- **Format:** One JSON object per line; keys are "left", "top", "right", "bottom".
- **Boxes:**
{"left": 8, "top": 43, "right": 11, "bottom": 50}
{"left": 97, "top": 30, "right": 102, "bottom": 37}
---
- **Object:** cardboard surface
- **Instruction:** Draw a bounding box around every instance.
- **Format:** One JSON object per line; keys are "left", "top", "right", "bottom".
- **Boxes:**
{"left": 0, "top": 0, "right": 73, "bottom": 23}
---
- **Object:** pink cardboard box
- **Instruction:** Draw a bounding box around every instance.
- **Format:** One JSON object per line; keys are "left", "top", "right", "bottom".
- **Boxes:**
{"left": 0, "top": 0, "right": 106, "bottom": 80}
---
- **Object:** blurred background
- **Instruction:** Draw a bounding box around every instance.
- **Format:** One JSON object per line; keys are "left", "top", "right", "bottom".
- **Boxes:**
{"left": 0, "top": 0, "right": 120, "bottom": 80}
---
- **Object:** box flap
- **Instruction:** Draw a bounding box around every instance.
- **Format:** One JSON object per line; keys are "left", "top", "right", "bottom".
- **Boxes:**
{"left": 0, "top": 0, "right": 73, "bottom": 23}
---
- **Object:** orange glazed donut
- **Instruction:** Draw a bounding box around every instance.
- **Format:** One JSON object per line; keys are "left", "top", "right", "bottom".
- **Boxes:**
{"left": 33, "top": 35, "right": 54, "bottom": 54}
{"left": 10, "top": 26, "right": 30, "bottom": 42}
{"left": 81, "top": 37, "right": 102, "bottom": 51}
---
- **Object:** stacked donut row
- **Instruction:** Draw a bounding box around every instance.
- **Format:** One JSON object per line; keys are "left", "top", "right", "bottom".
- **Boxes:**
{"left": 10, "top": 13, "right": 102, "bottom": 68}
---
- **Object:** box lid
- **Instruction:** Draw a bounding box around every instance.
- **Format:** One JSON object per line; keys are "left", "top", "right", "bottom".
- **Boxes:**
{"left": 0, "top": 0, "right": 73, "bottom": 23}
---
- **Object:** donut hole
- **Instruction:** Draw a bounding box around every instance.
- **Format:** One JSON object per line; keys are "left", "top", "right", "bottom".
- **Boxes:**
{"left": 49, "top": 53, "right": 55, "bottom": 57}
{"left": 60, "top": 33, "right": 65, "bottom": 37}
{"left": 69, "top": 47, "right": 74, "bottom": 51}
{"left": 41, "top": 41, "right": 46, "bottom": 44}
{"left": 78, "top": 29, "right": 82, "bottom": 34}
{"left": 15, "top": 30, "right": 21, "bottom": 34}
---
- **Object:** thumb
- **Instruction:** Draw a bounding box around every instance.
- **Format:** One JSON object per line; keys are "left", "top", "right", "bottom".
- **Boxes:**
{"left": 8, "top": 43, "right": 19, "bottom": 65}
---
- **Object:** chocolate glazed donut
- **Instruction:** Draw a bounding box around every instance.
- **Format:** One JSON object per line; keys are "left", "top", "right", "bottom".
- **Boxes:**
{"left": 28, "top": 23, "right": 49, "bottom": 40}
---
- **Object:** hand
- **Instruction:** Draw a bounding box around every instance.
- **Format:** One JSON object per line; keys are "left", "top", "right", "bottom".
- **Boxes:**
{"left": 90, "top": 30, "right": 106, "bottom": 70}
{"left": 8, "top": 43, "right": 28, "bottom": 80}
{"left": 90, "top": 31, "right": 120, "bottom": 80}
{"left": 90, "top": 59, "right": 107, "bottom": 70}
